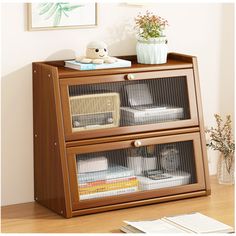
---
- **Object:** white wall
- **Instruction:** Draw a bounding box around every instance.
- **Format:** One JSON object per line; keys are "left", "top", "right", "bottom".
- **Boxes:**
{"left": 1, "top": 3, "right": 234, "bottom": 206}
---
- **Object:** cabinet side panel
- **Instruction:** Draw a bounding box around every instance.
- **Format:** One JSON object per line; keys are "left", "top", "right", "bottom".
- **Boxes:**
{"left": 33, "top": 63, "right": 72, "bottom": 217}
{"left": 192, "top": 58, "right": 211, "bottom": 194}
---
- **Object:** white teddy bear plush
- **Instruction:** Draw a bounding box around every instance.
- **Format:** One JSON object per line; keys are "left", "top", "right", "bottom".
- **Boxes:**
{"left": 76, "top": 41, "right": 118, "bottom": 64}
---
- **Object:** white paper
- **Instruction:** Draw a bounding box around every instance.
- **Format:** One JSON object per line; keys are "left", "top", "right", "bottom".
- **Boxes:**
{"left": 164, "top": 212, "right": 232, "bottom": 233}
{"left": 123, "top": 219, "right": 187, "bottom": 233}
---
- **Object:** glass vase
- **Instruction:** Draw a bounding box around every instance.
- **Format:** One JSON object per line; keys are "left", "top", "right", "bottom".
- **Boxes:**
{"left": 217, "top": 154, "right": 234, "bottom": 185}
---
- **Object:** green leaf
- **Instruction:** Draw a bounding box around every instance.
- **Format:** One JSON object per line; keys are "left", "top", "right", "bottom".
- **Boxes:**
{"left": 38, "top": 3, "right": 49, "bottom": 8}
{"left": 62, "top": 5, "right": 84, "bottom": 11}
{"left": 44, "top": 3, "right": 60, "bottom": 20}
{"left": 38, "top": 3, "right": 54, "bottom": 15}
{"left": 53, "top": 9, "right": 62, "bottom": 26}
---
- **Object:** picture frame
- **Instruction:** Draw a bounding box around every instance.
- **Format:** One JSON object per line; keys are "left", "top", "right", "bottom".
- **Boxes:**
{"left": 27, "top": 3, "right": 98, "bottom": 31}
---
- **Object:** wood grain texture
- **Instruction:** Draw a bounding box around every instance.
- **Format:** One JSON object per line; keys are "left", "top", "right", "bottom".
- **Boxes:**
{"left": 32, "top": 53, "right": 211, "bottom": 218}
{"left": 192, "top": 57, "right": 211, "bottom": 194}
{"left": 33, "top": 63, "right": 72, "bottom": 218}
{"left": 65, "top": 127, "right": 200, "bottom": 147}
{"left": 67, "top": 132, "right": 206, "bottom": 211}
{"left": 59, "top": 68, "right": 199, "bottom": 141}
{"left": 48, "top": 56, "right": 193, "bottom": 79}
{"left": 1, "top": 177, "right": 234, "bottom": 233}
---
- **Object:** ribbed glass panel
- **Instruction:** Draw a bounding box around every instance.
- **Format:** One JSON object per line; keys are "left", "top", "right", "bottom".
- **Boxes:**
{"left": 68, "top": 77, "right": 190, "bottom": 132}
{"left": 76, "top": 141, "right": 196, "bottom": 201}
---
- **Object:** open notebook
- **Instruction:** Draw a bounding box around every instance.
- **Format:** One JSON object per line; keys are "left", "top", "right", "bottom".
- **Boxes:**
{"left": 121, "top": 212, "right": 234, "bottom": 234}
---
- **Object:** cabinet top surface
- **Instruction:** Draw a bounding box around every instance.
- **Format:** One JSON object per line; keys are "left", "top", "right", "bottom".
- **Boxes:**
{"left": 34, "top": 53, "right": 195, "bottom": 79}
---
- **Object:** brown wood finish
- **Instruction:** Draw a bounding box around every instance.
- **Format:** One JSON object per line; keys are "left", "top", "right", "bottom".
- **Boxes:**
{"left": 65, "top": 120, "right": 198, "bottom": 142}
{"left": 168, "top": 52, "right": 195, "bottom": 63}
{"left": 46, "top": 57, "right": 193, "bottom": 79}
{"left": 67, "top": 154, "right": 79, "bottom": 208}
{"left": 72, "top": 190, "right": 208, "bottom": 216}
{"left": 66, "top": 127, "right": 200, "bottom": 147}
{"left": 67, "top": 132, "right": 200, "bottom": 155}
{"left": 1, "top": 177, "right": 233, "bottom": 233}
{"left": 67, "top": 132, "right": 206, "bottom": 210}
{"left": 33, "top": 63, "right": 72, "bottom": 218}
{"left": 33, "top": 53, "right": 211, "bottom": 218}
{"left": 59, "top": 68, "right": 194, "bottom": 85}
{"left": 192, "top": 57, "right": 211, "bottom": 194}
{"left": 60, "top": 68, "right": 199, "bottom": 141}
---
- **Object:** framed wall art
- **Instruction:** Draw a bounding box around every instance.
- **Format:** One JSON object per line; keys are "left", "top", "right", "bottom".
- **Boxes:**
{"left": 27, "top": 3, "right": 97, "bottom": 31}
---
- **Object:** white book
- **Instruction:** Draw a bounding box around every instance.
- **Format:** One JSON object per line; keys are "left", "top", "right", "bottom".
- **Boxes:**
{"left": 65, "top": 58, "right": 131, "bottom": 70}
{"left": 122, "top": 212, "right": 234, "bottom": 234}
{"left": 77, "top": 157, "right": 108, "bottom": 173}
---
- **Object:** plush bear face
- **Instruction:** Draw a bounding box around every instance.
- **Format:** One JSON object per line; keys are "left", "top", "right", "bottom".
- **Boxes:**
{"left": 86, "top": 47, "right": 108, "bottom": 59}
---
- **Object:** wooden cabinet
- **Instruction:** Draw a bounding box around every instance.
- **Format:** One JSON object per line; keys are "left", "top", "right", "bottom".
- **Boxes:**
{"left": 33, "top": 53, "right": 210, "bottom": 218}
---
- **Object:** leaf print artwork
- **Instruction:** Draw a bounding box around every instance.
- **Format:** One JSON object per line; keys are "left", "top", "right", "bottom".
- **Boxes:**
{"left": 28, "top": 3, "right": 97, "bottom": 30}
{"left": 38, "top": 3, "right": 84, "bottom": 26}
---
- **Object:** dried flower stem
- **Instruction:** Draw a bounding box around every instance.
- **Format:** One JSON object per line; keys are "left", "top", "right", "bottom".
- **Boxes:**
{"left": 205, "top": 114, "right": 235, "bottom": 173}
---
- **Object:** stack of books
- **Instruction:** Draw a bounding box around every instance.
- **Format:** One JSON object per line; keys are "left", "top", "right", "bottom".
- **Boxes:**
{"left": 121, "top": 212, "right": 234, "bottom": 233}
{"left": 78, "top": 166, "right": 138, "bottom": 200}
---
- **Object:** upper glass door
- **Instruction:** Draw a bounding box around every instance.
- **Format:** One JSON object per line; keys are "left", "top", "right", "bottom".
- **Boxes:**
{"left": 60, "top": 69, "right": 198, "bottom": 141}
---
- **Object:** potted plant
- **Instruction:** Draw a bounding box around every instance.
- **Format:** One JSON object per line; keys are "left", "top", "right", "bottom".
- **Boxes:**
{"left": 205, "top": 114, "right": 235, "bottom": 184}
{"left": 135, "top": 11, "right": 168, "bottom": 64}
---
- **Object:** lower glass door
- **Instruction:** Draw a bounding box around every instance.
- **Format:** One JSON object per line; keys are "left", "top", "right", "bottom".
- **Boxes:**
{"left": 67, "top": 132, "right": 206, "bottom": 210}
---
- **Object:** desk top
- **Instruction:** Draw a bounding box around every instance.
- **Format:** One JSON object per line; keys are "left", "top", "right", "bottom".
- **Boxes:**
{"left": 1, "top": 176, "right": 234, "bottom": 233}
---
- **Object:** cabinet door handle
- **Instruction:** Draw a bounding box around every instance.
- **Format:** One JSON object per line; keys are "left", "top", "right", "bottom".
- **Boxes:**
{"left": 127, "top": 74, "right": 135, "bottom": 80}
{"left": 133, "top": 140, "right": 142, "bottom": 147}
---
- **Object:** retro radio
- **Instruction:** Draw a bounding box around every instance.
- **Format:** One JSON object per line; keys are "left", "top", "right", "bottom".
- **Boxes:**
{"left": 69, "top": 93, "right": 120, "bottom": 131}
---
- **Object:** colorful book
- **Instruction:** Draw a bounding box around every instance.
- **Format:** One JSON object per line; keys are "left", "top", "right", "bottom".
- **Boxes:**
{"left": 79, "top": 186, "right": 138, "bottom": 200}
{"left": 79, "top": 179, "right": 138, "bottom": 195}
{"left": 79, "top": 176, "right": 137, "bottom": 188}
{"left": 65, "top": 58, "right": 131, "bottom": 70}
{"left": 78, "top": 166, "right": 135, "bottom": 183}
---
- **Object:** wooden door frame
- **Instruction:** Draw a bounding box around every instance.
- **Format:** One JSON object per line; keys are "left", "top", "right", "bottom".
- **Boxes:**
{"left": 60, "top": 69, "right": 199, "bottom": 141}
{"left": 67, "top": 132, "right": 206, "bottom": 211}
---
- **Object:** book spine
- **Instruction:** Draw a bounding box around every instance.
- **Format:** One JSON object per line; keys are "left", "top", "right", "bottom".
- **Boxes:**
{"left": 79, "top": 186, "right": 138, "bottom": 200}
{"left": 79, "top": 179, "right": 138, "bottom": 195}
{"left": 78, "top": 171, "right": 134, "bottom": 183}
{"left": 79, "top": 176, "right": 137, "bottom": 188}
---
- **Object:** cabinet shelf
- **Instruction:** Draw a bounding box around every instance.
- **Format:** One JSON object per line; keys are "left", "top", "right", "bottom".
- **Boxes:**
{"left": 45, "top": 55, "right": 193, "bottom": 79}
{"left": 33, "top": 52, "right": 210, "bottom": 218}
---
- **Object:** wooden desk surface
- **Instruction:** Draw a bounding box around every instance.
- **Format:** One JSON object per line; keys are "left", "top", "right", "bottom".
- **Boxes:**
{"left": 1, "top": 176, "right": 234, "bottom": 233}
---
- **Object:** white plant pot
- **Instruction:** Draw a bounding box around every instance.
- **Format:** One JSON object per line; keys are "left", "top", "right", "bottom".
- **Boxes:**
{"left": 136, "top": 37, "right": 168, "bottom": 64}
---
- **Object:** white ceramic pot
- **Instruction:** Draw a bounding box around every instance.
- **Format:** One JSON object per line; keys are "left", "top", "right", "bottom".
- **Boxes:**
{"left": 136, "top": 37, "right": 168, "bottom": 64}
